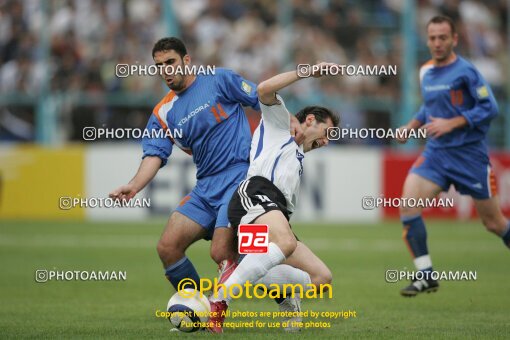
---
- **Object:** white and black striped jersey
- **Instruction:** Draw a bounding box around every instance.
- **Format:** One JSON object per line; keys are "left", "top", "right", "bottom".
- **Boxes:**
{"left": 246, "top": 94, "right": 304, "bottom": 214}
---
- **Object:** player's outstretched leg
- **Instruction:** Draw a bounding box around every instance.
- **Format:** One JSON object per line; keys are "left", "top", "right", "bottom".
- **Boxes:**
{"left": 256, "top": 265, "right": 307, "bottom": 332}
{"left": 473, "top": 196, "right": 510, "bottom": 249}
{"left": 157, "top": 211, "right": 207, "bottom": 290}
{"left": 399, "top": 173, "right": 442, "bottom": 297}
{"left": 258, "top": 241, "right": 332, "bottom": 331}
{"left": 208, "top": 210, "right": 297, "bottom": 333}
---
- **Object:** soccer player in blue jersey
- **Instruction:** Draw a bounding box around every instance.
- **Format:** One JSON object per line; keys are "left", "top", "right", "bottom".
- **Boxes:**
{"left": 109, "top": 37, "right": 261, "bottom": 292}
{"left": 396, "top": 16, "right": 510, "bottom": 296}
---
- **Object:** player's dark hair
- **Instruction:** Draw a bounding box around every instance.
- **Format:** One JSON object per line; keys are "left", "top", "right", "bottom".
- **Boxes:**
{"left": 427, "top": 15, "right": 456, "bottom": 35}
{"left": 295, "top": 106, "right": 339, "bottom": 127}
{"left": 152, "top": 37, "right": 187, "bottom": 59}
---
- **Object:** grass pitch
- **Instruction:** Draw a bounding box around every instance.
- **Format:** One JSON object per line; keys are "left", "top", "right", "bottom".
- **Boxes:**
{"left": 0, "top": 219, "right": 509, "bottom": 339}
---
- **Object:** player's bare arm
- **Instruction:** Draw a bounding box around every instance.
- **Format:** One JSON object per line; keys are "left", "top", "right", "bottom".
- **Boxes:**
{"left": 109, "top": 156, "right": 161, "bottom": 201}
{"left": 260, "top": 63, "right": 334, "bottom": 144}
{"left": 257, "top": 62, "right": 337, "bottom": 105}
{"left": 258, "top": 62, "right": 336, "bottom": 143}
{"left": 257, "top": 71, "right": 299, "bottom": 105}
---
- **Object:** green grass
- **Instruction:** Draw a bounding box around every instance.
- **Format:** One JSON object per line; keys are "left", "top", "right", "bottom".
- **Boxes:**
{"left": 0, "top": 220, "right": 509, "bottom": 339}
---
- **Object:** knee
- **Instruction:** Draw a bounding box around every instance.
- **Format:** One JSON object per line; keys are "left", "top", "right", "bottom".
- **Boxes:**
{"left": 157, "top": 237, "right": 184, "bottom": 265}
{"left": 481, "top": 215, "right": 505, "bottom": 235}
{"left": 210, "top": 245, "right": 231, "bottom": 264}
{"left": 276, "top": 237, "right": 298, "bottom": 258}
{"left": 311, "top": 268, "right": 333, "bottom": 288}
{"left": 399, "top": 204, "right": 421, "bottom": 218}
{"left": 210, "top": 228, "right": 236, "bottom": 264}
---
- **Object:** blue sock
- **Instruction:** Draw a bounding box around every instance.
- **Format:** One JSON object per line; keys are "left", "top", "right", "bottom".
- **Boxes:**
{"left": 401, "top": 215, "right": 432, "bottom": 272}
{"left": 501, "top": 222, "right": 510, "bottom": 249}
{"left": 164, "top": 256, "right": 200, "bottom": 291}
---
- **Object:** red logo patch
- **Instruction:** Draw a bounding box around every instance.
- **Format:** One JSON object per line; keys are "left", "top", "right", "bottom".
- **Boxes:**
{"left": 238, "top": 224, "right": 269, "bottom": 254}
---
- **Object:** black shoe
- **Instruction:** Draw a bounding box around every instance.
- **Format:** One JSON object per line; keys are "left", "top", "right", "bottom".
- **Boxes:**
{"left": 400, "top": 277, "right": 439, "bottom": 297}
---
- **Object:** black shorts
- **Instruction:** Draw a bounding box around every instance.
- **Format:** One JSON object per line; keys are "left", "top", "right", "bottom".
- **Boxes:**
{"left": 228, "top": 176, "right": 290, "bottom": 228}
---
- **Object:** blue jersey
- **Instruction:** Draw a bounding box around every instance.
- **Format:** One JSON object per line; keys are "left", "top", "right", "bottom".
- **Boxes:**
{"left": 414, "top": 55, "right": 498, "bottom": 149}
{"left": 142, "top": 68, "right": 259, "bottom": 179}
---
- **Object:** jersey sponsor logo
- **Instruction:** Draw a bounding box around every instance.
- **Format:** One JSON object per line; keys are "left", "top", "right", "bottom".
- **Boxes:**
{"left": 296, "top": 150, "right": 304, "bottom": 176}
{"left": 476, "top": 86, "right": 489, "bottom": 99}
{"left": 178, "top": 103, "right": 210, "bottom": 126}
{"left": 424, "top": 84, "right": 451, "bottom": 92}
{"left": 241, "top": 81, "right": 252, "bottom": 94}
{"left": 238, "top": 224, "right": 269, "bottom": 254}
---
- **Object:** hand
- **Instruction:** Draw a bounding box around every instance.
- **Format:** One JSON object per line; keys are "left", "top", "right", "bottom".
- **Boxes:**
{"left": 310, "top": 61, "right": 339, "bottom": 78}
{"left": 109, "top": 184, "right": 138, "bottom": 202}
{"left": 395, "top": 125, "right": 411, "bottom": 144}
{"left": 423, "top": 116, "right": 455, "bottom": 138}
{"left": 290, "top": 115, "right": 305, "bottom": 144}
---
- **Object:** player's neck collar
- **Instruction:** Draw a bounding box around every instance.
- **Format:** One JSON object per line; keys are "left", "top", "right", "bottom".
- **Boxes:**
{"left": 175, "top": 75, "right": 198, "bottom": 95}
{"left": 434, "top": 52, "right": 457, "bottom": 68}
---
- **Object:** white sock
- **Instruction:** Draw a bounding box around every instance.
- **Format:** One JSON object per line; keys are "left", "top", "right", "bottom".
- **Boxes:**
{"left": 413, "top": 255, "right": 432, "bottom": 271}
{"left": 212, "top": 242, "right": 285, "bottom": 303}
{"left": 256, "top": 264, "right": 312, "bottom": 296}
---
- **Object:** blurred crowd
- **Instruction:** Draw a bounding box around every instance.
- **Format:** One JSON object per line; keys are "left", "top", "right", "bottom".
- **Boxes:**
{"left": 0, "top": 0, "right": 508, "bottom": 144}
{"left": 0, "top": 0, "right": 164, "bottom": 94}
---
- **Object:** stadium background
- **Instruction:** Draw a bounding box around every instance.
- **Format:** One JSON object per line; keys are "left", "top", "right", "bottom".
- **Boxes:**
{"left": 1, "top": 1, "right": 510, "bottom": 338}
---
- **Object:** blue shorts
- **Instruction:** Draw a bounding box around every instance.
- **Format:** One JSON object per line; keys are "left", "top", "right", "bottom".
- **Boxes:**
{"left": 176, "top": 162, "right": 249, "bottom": 239}
{"left": 410, "top": 143, "right": 496, "bottom": 200}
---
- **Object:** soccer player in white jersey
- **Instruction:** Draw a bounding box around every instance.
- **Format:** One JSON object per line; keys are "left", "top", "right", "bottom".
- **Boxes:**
{"left": 208, "top": 63, "right": 339, "bottom": 333}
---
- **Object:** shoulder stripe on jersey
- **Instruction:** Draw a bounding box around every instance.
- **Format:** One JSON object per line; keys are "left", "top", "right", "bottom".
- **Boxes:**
{"left": 153, "top": 91, "right": 176, "bottom": 126}
{"left": 280, "top": 137, "right": 294, "bottom": 149}
{"left": 152, "top": 91, "right": 193, "bottom": 156}
{"left": 270, "top": 137, "right": 296, "bottom": 182}
{"left": 153, "top": 92, "right": 178, "bottom": 129}
{"left": 254, "top": 121, "right": 265, "bottom": 160}
{"left": 152, "top": 91, "right": 176, "bottom": 132}
{"left": 419, "top": 60, "right": 434, "bottom": 83}
{"left": 270, "top": 154, "right": 282, "bottom": 183}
